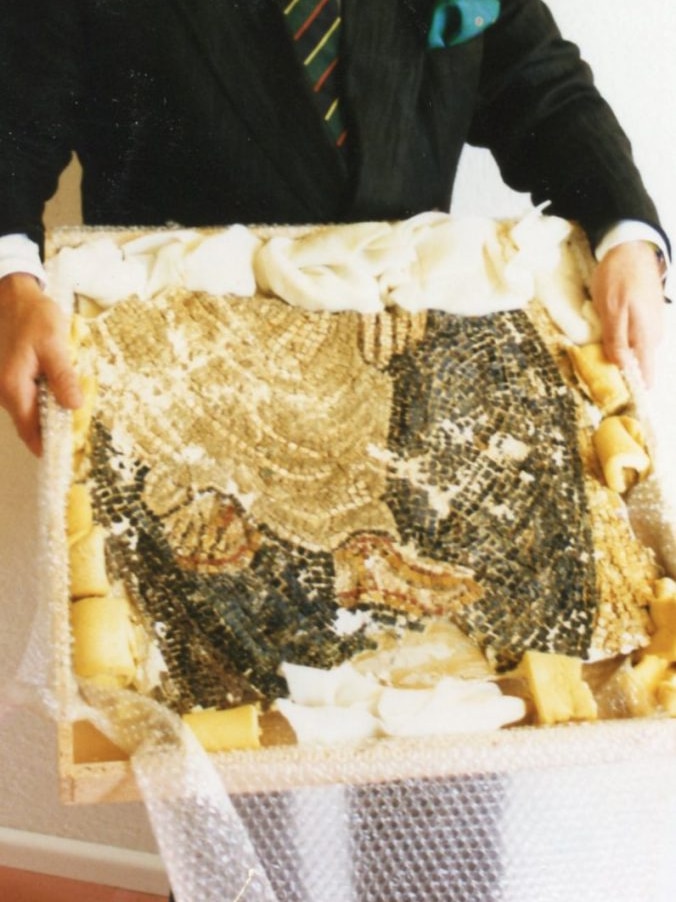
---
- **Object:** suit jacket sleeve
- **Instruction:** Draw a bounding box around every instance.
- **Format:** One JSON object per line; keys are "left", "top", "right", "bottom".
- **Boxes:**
{"left": 468, "top": 0, "right": 666, "bottom": 250}
{"left": 0, "top": 0, "right": 80, "bottom": 253}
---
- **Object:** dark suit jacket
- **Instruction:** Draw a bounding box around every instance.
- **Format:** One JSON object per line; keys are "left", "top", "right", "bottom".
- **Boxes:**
{"left": 0, "top": 0, "right": 665, "bottom": 253}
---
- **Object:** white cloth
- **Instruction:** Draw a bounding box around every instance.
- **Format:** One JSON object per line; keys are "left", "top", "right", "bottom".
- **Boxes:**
{"left": 0, "top": 220, "right": 669, "bottom": 291}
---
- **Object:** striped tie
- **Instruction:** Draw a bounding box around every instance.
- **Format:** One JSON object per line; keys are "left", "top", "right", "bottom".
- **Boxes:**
{"left": 281, "top": 0, "right": 347, "bottom": 149}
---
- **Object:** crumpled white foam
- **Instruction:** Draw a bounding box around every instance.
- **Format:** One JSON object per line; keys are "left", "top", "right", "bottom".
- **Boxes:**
{"left": 386, "top": 216, "right": 533, "bottom": 314}
{"left": 508, "top": 207, "right": 601, "bottom": 343}
{"left": 254, "top": 235, "right": 384, "bottom": 313}
{"left": 46, "top": 225, "right": 262, "bottom": 307}
{"left": 254, "top": 209, "right": 583, "bottom": 320}
{"left": 144, "top": 239, "right": 189, "bottom": 299}
{"left": 253, "top": 220, "right": 390, "bottom": 313}
{"left": 274, "top": 662, "right": 526, "bottom": 746}
{"left": 182, "top": 226, "right": 262, "bottom": 297}
{"left": 376, "top": 678, "right": 526, "bottom": 738}
{"left": 47, "top": 210, "right": 596, "bottom": 330}
{"left": 280, "top": 661, "right": 381, "bottom": 708}
{"left": 276, "top": 221, "right": 391, "bottom": 268}
{"left": 274, "top": 698, "right": 381, "bottom": 746}
{"left": 46, "top": 237, "right": 150, "bottom": 307}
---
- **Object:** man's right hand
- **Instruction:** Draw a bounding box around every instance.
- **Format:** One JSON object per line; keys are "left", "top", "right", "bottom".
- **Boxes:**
{"left": 0, "top": 273, "right": 82, "bottom": 456}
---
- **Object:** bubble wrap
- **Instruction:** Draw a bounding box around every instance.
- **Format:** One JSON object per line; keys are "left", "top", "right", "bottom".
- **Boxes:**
{"left": 23, "top": 228, "right": 676, "bottom": 901}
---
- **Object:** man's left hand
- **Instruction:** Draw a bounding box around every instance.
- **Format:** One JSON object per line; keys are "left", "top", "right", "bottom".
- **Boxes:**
{"left": 591, "top": 240, "right": 666, "bottom": 386}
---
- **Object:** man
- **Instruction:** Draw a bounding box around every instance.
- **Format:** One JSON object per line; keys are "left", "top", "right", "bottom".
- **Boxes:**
{"left": 0, "top": 0, "right": 668, "bottom": 456}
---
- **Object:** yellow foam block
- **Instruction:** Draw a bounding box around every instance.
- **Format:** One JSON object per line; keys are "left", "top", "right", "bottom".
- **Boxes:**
{"left": 567, "top": 342, "right": 630, "bottom": 415}
{"left": 182, "top": 705, "right": 261, "bottom": 752}
{"left": 66, "top": 483, "right": 93, "bottom": 544}
{"left": 519, "top": 651, "right": 598, "bottom": 725}
{"left": 69, "top": 525, "right": 111, "bottom": 598}
{"left": 70, "top": 595, "right": 137, "bottom": 688}
{"left": 592, "top": 415, "right": 651, "bottom": 494}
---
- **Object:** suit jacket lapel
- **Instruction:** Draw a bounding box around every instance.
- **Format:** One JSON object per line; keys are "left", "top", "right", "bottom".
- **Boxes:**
{"left": 169, "top": 0, "right": 350, "bottom": 220}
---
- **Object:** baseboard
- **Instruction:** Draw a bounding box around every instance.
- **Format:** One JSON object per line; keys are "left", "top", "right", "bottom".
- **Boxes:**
{"left": 0, "top": 826, "right": 169, "bottom": 895}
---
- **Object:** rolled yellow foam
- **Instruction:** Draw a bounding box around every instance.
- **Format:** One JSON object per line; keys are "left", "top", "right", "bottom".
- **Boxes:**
{"left": 592, "top": 415, "right": 650, "bottom": 494}
{"left": 70, "top": 595, "right": 137, "bottom": 688}
{"left": 567, "top": 342, "right": 629, "bottom": 414}
{"left": 69, "top": 525, "right": 111, "bottom": 598}
{"left": 182, "top": 705, "right": 261, "bottom": 752}
{"left": 66, "top": 483, "right": 93, "bottom": 544}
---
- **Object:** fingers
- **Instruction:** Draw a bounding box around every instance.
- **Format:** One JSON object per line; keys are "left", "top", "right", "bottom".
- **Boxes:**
{"left": 20, "top": 341, "right": 83, "bottom": 457}
{"left": 592, "top": 241, "right": 665, "bottom": 386}
{"left": 603, "top": 313, "right": 657, "bottom": 387}
{"left": 600, "top": 302, "right": 630, "bottom": 371}
{"left": 0, "top": 349, "right": 43, "bottom": 456}
{"left": 1, "top": 349, "right": 82, "bottom": 457}
{"left": 627, "top": 311, "right": 659, "bottom": 387}
{"left": 0, "top": 274, "right": 83, "bottom": 455}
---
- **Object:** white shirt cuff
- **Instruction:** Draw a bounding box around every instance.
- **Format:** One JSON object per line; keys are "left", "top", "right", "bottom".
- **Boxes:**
{"left": 595, "top": 221, "right": 670, "bottom": 272}
{"left": 0, "top": 233, "right": 46, "bottom": 286}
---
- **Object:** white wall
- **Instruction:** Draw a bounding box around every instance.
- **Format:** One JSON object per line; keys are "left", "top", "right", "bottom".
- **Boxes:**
{"left": 0, "top": 0, "right": 674, "bottom": 864}
{"left": 453, "top": 0, "right": 676, "bottom": 252}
